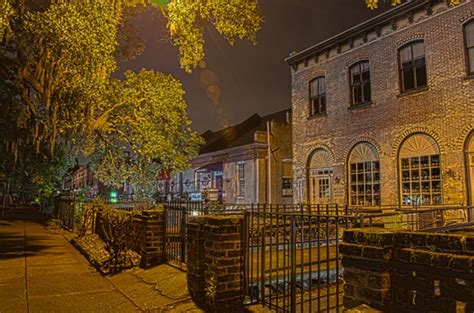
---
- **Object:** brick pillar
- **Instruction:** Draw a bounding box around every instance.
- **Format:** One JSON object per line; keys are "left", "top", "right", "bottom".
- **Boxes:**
{"left": 140, "top": 209, "right": 165, "bottom": 268}
{"left": 187, "top": 215, "right": 244, "bottom": 312}
{"left": 340, "top": 228, "right": 394, "bottom": 311}
{"left": 187, "top": 216, "right": 206, "bottom": 305}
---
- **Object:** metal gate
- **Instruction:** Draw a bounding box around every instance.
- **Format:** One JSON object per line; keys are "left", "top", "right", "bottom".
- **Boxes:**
{"left": 243, "top": 209, "right": 360, "bottom": 312}
{"left": 163, "top": 201, "right": 206, "bottom": 269}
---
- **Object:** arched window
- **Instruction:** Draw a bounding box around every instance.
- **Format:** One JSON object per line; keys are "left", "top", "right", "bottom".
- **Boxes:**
{"left": 348, "top": 142, "right": 380, "bottom": 205}
{"left": 349, "top": 61, "right": 371, "bottom": 105}
{"left": 309, "top": 77, "right": 326, "bottom": 116}
{"left": 464, "top": 20, "right": 474, "bottom": 76}
{"left": 398, "top": 41, "right": 427, "bottom": 92}
{"left": 465, "top": 132, "right": 474, "bottom": 207}
{"left": 308, "top": 148, "right": 333, "bottom": 204}
{"left": 399, "top": 134, "right": 441, "bottom": 205}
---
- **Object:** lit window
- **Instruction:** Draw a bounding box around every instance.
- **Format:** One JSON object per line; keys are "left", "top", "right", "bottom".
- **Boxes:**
{"left": 237, "top": 162, "right": 245, "bottom": 197}
{"left": 349, "top": 143, "right": 380, "bottom": 206}
{"left": 309, "top": 77, "right": 326, "bottom": 116}
{"left": 464, "top": 20, "right": 474, "bottom": 75}
{"left": 398, "top": 41, "right": 427, "bottom": 92}
{"left": 350, "top": 61, "right": 371, "bottom": 105}
{"left": 399, "top": 134, "right": 442, "bottom": 206}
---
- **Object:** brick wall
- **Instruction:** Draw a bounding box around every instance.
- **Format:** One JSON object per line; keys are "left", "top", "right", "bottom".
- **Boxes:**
{"left": 341, "top": 228, "right": 474, "bottom": 312}
{"left": 290, "top": 1, "right": 474, "bottom": 205}
{"left": 93, "top": 207, "right": 164, "bottom": 268}
{"left": 187, "top": 215, "right": 244, "bottom": 312}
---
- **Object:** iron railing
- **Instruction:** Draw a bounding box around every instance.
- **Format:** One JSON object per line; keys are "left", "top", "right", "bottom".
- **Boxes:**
{"left": 239, "top": 205, "right": 472, "bottom": 313}
{"left": 242, "top": 210, "right": 362, "bottom": 312}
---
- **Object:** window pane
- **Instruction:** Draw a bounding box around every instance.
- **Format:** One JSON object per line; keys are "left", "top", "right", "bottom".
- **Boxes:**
{"left": 320, "top": 96, "right": 326, "bottom": 113}
{"left": 469, "top": 48, "right": 474, "bottom": 74}
{"left": 402, "top": 66, "right": 415, "bottom": 91}
{"left": 412, "top": 42, "right": 425, "bottom": 59}
{"left": 353, "top": 85, "right": 362, "bottom": 103}
{"left": 310, "top": 80, "right": 318, "bottom": 97}
{"left": 363, "top": 82, "right": 371, "bottom": 102}
{"left": 466, "top": 22, "right": 474, "bottom": 47}
{"left": 415, "top": 62, "right": 427, "bottom": 87}
{"left": 361, "top": 69, "right": 370, "bottom": 82}
{"left": 361, "top": 61, "right": 369, "bottom": 72}
{"left": 399, "top": 46, "right": 412, "bottom": 64}
{"left": 351, "top": 64, "right": 360, "bottom": 76}
{"left": 318, "top": 78, "right": 325, "bottom": 95}
{"left": 311, "top": 100, "right": 315, "bottom": 115}
{"left": 352, "top": 73, "right": 361, "bottom": 85}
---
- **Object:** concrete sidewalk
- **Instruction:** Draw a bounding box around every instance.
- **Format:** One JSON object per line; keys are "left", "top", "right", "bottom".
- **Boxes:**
{"left": 0, "top": 206, "right": 139, "bottom": 313}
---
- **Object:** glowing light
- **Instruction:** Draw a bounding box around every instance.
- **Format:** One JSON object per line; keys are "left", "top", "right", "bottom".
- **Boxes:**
{"left": 110, "top": 191, "right": 118, "bottom": 203}
{"left": 206, "top": 85, "right": 220, "bottom": 105}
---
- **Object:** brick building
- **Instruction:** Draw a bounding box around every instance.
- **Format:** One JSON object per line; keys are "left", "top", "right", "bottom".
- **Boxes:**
{"left": 160, "top": 109, "right": 293, "bottom": 204}
{"left": 286, "top": 0, "right": 473, "bottom": 207}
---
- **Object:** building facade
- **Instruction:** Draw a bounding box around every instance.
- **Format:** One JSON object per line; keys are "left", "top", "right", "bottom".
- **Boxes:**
{"left": 287, "top": 0, "right": 474, "bottom": 207}
{"left": 160, "top": 110, "right": 293, "bottom": 204}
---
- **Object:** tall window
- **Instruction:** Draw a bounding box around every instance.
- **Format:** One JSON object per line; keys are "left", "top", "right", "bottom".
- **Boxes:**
{"left": 398, "top": 41, "right": 427, "bottom": 92}
{"left": 309, "top": 77, "right": 326, "bottom": 116}
{"left": 348, "top": 143, "right": 380, "bottom": 206}
{"left": 465, "top": 20, "right": 474, "bottom": 76}
{"left": 350, "top": 61, "right": 371, "bottom": 105}
{"left": 237, "top": 162, "right": 245, "bottom": 197}
{"left": 399, "top": 134, "right": 442, "bottom": 206}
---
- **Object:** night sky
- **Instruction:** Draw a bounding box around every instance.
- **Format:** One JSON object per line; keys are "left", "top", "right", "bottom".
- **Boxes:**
{"left": 120, "top": 0, "right": 392, "bottom": 133}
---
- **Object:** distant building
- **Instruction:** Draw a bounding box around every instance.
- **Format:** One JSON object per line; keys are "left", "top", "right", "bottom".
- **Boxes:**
{"left": 61, "top": 163, "right": 105, "bottom": 198}
{"left": 286, "top": 0, "right": 474, "bottom": 207}
{"left": 160, "top": 109, "right": 293, "bottom": 204}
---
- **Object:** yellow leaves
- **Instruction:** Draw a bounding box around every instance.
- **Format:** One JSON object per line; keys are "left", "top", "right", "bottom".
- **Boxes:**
{"left": 448, "top": 0, "right": 461, "bottom": 6}
{"left": 0, "top": 0, "right": 14, "bottom": 38}
{"left": 163, "top": 0, "right": 261, "bottom": 72}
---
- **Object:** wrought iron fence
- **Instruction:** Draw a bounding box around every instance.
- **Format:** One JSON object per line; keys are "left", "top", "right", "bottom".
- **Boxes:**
{"left": 242, "top": 210, "right": 362, "bottom": 313}
{"left": 240, "top": 205, "right": 472, "bottom": 313}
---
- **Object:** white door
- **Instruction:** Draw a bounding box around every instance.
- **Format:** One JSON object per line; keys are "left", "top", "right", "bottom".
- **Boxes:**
{"left": 310, "top": 174, "right": 332, "bottom": 205}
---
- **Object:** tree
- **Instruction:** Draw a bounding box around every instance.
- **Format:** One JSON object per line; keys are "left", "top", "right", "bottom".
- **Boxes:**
{"left": 0, "top": 0, "right": 205, "bottom": 200}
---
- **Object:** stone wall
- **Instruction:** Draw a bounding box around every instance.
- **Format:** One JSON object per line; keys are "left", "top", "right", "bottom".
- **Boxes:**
{"left": 187, "top": 215, "right": 244, "bottom": 312}
{"left": 341, "top": 228, "right": 474, "bottom": 312}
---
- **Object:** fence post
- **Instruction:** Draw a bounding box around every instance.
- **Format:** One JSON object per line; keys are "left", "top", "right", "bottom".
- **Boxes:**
{"left": 290, "top": 216, "right": 297, "bottom": 313}
{"left": 163, "top": 205, "right": 168, "bottom": 261}
{"left": 243, "top": 212, "right": 249, "bottom": 302}
{"left": 261, "top": 226, "right": 266, "bottom": 305}
{"left": 180, "top": 208, "right": 187, "bottom": 263}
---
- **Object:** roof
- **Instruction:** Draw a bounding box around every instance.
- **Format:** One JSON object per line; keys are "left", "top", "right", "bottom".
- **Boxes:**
{"left": 199, "top": 109, "right": 290, "bottom": 155}
{"left": 285, "top": 0, "right": 434, "bottom": 66}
